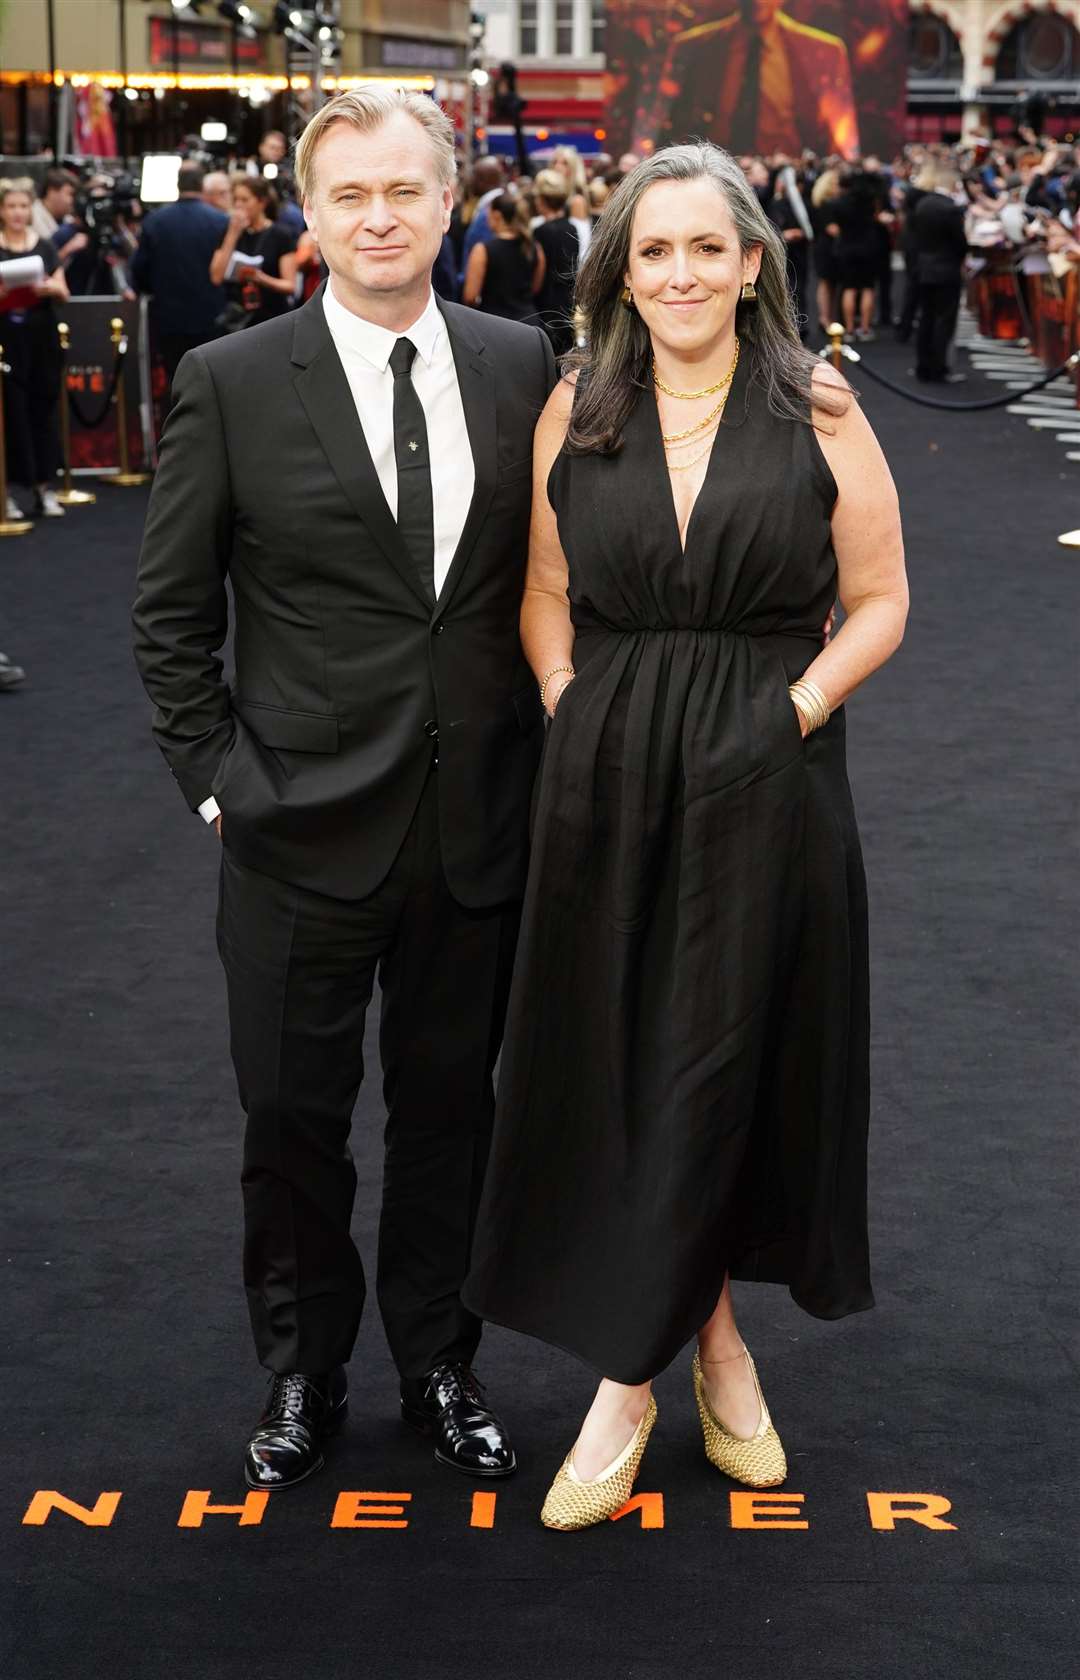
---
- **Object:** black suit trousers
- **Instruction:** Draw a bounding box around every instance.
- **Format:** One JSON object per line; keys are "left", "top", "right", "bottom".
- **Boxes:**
{"left": 915, "top": 281, "right": 961, "bottom": 381}
{"left": 216, "top": 772, "right": 521, "bottom": 1380}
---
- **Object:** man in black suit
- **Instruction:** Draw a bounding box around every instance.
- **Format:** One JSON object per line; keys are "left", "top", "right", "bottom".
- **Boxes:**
{"left": 133, "top": 89, "right": 554, "bottom": 1489}
{"left": 130, "top": 161, "right": 228, "bottom": 408}
{"left": 910, "top": 169, "right": 968, "bottom": 383}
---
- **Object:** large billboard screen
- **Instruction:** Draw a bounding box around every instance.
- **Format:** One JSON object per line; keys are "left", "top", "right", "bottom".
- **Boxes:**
{"left": 605, "top": 0, "right": 908, "bottom": 162}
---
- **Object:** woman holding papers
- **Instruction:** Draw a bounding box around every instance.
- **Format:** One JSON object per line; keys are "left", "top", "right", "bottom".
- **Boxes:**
{"left": 210, "top": 175, "right": 298, "bottom": 330}
{"left": 0, "top": 177, "right": 69, "bottom": 520}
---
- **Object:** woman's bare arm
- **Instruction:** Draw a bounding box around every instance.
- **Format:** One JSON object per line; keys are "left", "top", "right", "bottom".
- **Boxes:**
{"left": 462, "top": 242, "right": 487, "bottom": 307}
{"left": 790, "top": 362, "right": 909, "bottom": 731}
{"left": 522, "top": 374, "right": 577, "bottom": 714}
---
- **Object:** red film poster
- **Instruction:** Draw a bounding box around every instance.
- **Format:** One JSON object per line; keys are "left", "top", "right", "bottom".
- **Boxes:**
{"left": 605, "top": 0, "right": 907, "bottom": 162}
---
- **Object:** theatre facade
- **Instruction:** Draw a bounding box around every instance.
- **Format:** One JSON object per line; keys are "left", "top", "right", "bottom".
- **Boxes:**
{"left": 482, "top": 0, "right": 1078, "bottom": 153}
{"left": 0, "top": 0, "right": 472, "bottom": 158}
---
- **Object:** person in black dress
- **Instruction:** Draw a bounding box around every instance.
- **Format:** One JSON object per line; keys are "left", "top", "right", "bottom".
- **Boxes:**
{"left": 0, "top": 178, "right": 70, "bottom": 521}
{"left": 829, "top": 167, "right": 885, "bottom": 340}
{"left": 462, "top": 192, "right": 541, "bottom": 323}
{"left": 810, "top": 166, "right": 842, "bottom": 336}
{"left": 532, "top": 172, "right": 580, "bottom": 357}
{"left": 209, "top": 174, "right": 298, "bottom": 330}
{"left": 463, "top": 143, "right": 909, "bottom": 1530}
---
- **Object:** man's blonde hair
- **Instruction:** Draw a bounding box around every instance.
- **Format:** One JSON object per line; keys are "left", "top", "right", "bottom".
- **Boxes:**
{"left": 293, "top": 87, "right": 456, "bottom": 202}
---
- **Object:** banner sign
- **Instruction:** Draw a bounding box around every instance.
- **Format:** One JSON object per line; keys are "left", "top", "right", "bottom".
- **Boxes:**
{"left": 605, "top": 0, "right": 907, "bottom": 162}
{"left": 65, "top": 296, "right": 154, "bottom": 475}
{"left": 148, "top": 16, "right": 266, "bottom": 72}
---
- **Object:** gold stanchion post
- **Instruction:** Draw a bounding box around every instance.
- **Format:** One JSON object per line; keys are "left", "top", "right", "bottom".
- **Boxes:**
{"left": 103, "top": 315, "right": 149, "bottom": 488}
{"left": 828, "top": 322, "right": 846, "bottom": 373}
{"left": 56, "top": 321, "right": 96, "bottom": 507}
{"left": 0, "top": 340, "right": 33, "bottom": 537}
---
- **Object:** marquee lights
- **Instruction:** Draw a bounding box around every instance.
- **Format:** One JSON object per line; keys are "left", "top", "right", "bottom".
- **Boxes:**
{"left": 0, "top": 71, "right": 435, "bottom": 93}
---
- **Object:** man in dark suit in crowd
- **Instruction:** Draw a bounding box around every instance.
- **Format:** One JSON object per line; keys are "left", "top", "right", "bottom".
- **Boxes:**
{"left": 910, "top": 167, "right": 968, "bottom": 382}
{"left": 130, "top": 162, "right": 228, "bottom": 407}
{"left": 133, "top": 89, "right": 554, "bottom": 1490}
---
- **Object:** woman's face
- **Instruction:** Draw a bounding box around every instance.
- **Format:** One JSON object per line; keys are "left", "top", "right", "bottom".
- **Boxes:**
{"left": 1, "top": 192, "right": 33, "bottom": 236}
{"left": 233, "top": 185, "right": 259, "bottom": 224}
{"left": 624, "top": 178, "right": 760, "bottom": 357}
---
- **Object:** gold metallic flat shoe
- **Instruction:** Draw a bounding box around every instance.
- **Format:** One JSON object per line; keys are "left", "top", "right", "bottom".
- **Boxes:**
{"left": 692, "top": 1348, "right": 787, "bottom": 1488}
{"left": 540, "top": 1394, "right": 658, "bottom": 1531}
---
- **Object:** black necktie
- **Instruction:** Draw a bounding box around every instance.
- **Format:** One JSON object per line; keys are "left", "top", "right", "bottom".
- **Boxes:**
{"left": 731, "top": 30, "right": 762, "bottom": 154}
{"left": 388, "top": 336, "right": 435, "bottom": 601}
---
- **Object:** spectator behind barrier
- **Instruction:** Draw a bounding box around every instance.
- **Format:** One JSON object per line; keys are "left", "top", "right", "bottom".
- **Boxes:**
{"left": 0, "top": 177, "right": 69, "bottom": 521}
{"left": 130, "top": 161, "right": 230, "bottom": 413}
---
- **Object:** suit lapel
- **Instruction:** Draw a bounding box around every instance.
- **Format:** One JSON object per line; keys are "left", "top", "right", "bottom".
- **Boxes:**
{"left": 290, "top": 286, "right": 431, "bottom": 610}
{"left": 434, "top": 300, "right": 498, "bottom": 617}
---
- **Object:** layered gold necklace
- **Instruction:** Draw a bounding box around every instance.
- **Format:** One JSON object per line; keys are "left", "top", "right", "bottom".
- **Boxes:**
{"left": 657, "top": 339, "right": 739, "bottom": 470}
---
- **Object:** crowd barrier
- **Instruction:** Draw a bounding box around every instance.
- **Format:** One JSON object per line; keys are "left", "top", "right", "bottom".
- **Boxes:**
{"left": 967, "top": 254, "right": 1080, "bottom": 409}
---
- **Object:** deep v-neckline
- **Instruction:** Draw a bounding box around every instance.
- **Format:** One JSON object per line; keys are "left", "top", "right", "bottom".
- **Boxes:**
{"left": 649, "top": 336, "right": 747, "bottom": 559}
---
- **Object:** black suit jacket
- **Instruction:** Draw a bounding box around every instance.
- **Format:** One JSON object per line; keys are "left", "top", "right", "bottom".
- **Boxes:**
{"left": 129, "top": 196, "right": 230, "bottom": 337}
{"left": 910, "top": 192, "right": 967, "bottom": 287}
{"left": 132, "top": 285, "right": 556, "bottom": 904}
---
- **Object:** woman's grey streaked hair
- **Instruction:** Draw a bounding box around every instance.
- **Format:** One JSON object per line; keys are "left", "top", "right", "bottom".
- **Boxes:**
{"left": 564, "top": 142, "right": 849, "bottom": 455}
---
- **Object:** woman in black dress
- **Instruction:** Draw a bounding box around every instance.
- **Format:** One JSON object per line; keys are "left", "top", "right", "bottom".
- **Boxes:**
{"left": 209, "top": 175, "right": 298, "bottom": 330}
{"left": 810, "top": 166, "right": 842, "bottom": 336}
{"left": 462, "top": 192, "right": 542, "bottom": 322}
{"left": 463, "top": 143, "right": 909, "bottom": 1529}
{"left": 829, "top": 168, "right": 885, "bottom": 341}
{"left": 0, "top": 178, "right": 69, "bottom": 520}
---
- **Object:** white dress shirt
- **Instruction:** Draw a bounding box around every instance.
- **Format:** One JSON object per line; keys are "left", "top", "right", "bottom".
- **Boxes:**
{"left": 199, "top": 278, "right": 475, "bottom": 824}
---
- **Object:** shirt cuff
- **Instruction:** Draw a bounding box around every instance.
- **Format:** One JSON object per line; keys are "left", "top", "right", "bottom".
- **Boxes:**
{"left": 198, "top": 796, "right": 221, "bottom": 823}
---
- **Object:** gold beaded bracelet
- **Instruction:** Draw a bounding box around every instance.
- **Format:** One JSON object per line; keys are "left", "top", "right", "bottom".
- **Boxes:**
{"left": 789, "top": 677, "right": 831, "bottom": 734}
{"left": 539, "top": 664, "right": 575, "bottom": 706}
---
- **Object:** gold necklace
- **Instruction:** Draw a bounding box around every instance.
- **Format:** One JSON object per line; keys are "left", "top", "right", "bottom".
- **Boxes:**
{"left": 665, "top": 423, "right": 720, "bottom": 471}
{"left": 661, "top": 393, "right": 728, "bottom": 445}
{"left": 654, "top": 337, "right": 739, "bottom": 400}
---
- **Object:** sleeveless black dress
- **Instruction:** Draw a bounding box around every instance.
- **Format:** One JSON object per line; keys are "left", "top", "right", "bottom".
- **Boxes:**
{"left": 463, "top": 341, "right": 874, "bottom": 1384}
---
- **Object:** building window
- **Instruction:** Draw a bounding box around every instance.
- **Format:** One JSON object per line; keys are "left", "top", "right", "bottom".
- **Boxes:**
{"left": 996, "top": 15, "right": 1078, "bottom": 81}
{"left": 520, "top": 0, "right": 537, "bottom": 57}
{"left": 907, "top": 16, "right": 963, "bottom": 81}
{"left": 591, "top": 0, "right": 606, "bottom": 55}
{"left": 556, "top": 0, "right": 574, "bottom": 56}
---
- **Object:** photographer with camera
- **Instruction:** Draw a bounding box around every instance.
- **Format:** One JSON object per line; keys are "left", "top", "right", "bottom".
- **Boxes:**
{"left": 131, "top": 161, "right": 229, "bottom": 409}
{"left": 209, "top": 174, "right": 297, "bottom": 331}
{"left": 62, "top": 170, "right": 140, "bottom": 297}
{"left": 0, "top": 178, "right": 69, "bottom": 521}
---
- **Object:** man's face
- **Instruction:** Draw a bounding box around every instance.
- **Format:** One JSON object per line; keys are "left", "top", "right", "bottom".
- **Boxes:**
{"left": 202, "top": 173, "right": 232, "bottom": 212}
{"left": 46, "top": 182, "right": 75, "bottom": 217}
{"left": 260, "top": 132, "right": 287, "bottom": 165}
{"left": 303, "top": 112, "right": 452, "bottom": 303}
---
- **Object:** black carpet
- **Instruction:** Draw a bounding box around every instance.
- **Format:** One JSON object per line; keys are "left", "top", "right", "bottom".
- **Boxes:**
{"left": 2, "top": 335, "right": 1077, "bottom": 1680}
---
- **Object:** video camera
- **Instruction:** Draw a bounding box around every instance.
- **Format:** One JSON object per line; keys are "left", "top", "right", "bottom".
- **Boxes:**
{"left": 74, "top": 168, "right": 140, "bottom": 251}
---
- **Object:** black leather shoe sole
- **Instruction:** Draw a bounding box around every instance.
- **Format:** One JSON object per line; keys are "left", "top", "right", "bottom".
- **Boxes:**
{"left": 401, "top": 1403, "right": 517, "bottom": 1477}
{"left": 243, "top": 1398, "right": 348, "bottom": 1491}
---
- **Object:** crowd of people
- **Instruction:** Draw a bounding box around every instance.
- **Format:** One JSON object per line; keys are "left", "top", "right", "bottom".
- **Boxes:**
{"left": 1, "top": 118, "right": 1078, "bottom": 694}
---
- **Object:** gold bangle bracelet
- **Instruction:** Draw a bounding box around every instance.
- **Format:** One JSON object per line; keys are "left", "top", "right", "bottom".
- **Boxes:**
{"left": 795, "top": 677, "right": 831, "bottom": 724}
{"left": 540, "top": 665, "right": 575, "bottom": 705}
{"left": 789, "top": 685, "right": 827, "bottom": 731}
{"left": 789, "top": 680, "right": 830, "bottom": 733}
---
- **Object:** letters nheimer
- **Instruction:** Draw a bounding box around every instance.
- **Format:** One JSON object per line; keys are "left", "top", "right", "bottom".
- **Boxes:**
{"left": 21, "top": 1488, "right": 958, "bottom": 1533}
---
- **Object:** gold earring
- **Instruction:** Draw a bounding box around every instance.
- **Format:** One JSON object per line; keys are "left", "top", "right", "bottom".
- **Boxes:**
{"left": 740, "top": 280, "right": 758, "bottom": 303}
{"left": 621, "top": 285, "right": 635, "bottom": 310}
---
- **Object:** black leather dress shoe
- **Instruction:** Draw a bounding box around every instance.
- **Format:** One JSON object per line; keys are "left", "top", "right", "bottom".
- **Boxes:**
{"left": 400, "top": 1362, "right": 516, "bottom": 1478}
{"left": 244, "top": 1368, "right": 347, "bottom": 1490}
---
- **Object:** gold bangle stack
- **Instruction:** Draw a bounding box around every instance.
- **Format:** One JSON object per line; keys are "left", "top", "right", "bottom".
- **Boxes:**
{"left": 540, "top": 664, "right": 575, "bottom": 705}
{"left": 789, "top": 677, "right": 831, "bottom": 734}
